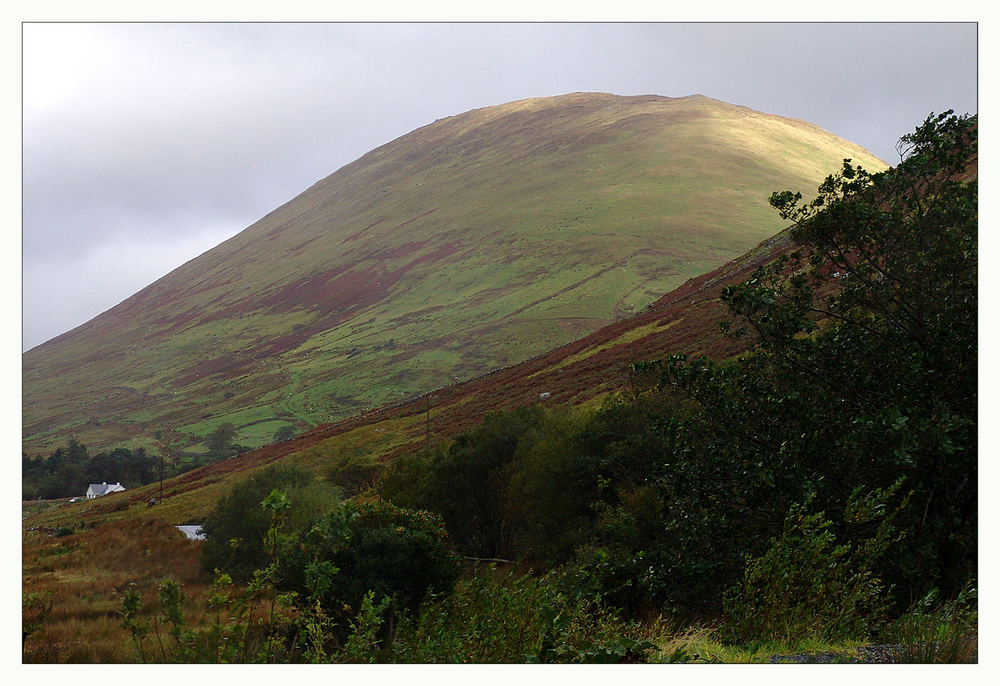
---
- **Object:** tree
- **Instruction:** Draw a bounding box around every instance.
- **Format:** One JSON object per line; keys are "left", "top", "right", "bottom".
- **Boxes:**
{"left": 279, "top": 501, "right": 461, "bottom": 618}
{"left": 419, "top": 405, "right": 544, "bottom": 558}
{"left": 722, "top": 481, "right": 904, "bottom": 643}
{"left": 200, "top": 465, "right": 339, "bottom": 580}
{"left": 728, "top": 111, "right": 977, "bottom": 600}
{"left": 66, "top": 436, "right": 88, "bottom": 462}
{"left": 39, "top": 462, "right": 86, "bottom": 499}
{"left": 207, "top": 423, "right": 237, "bottom": 457}
{"left": 273, "top": 425, "right": 297, "bottom": 442}
{"left": 634, "top": 111, "right": 977, "bottom": 608}
{"left": 327, "top": 452, "right": 384, "bottom": 496}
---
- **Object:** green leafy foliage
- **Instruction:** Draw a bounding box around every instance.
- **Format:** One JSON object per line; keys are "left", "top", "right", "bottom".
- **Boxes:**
{"left": 722, "top": 111, "right": 977, "bottom": 601}
{"left": 22, "top": 440, "right": 163, "bottom": 500}
{"left": 887, "top": 584, "right": 978, "bottom": 663}
{"left": 615, "top": 111, "right": 977, "bottom": 613}
{"left": 115, "top": 564, "right": 661, "bottom": 664}
{"left": 117, "top": 568, "right": 299, "bottom": 664}
{"left": 395, "top": 405, "right": 547, "bottom": 558}
{"left": 722, "top": 481, "right": 904, "bottom": 643}
{"left": 279, "top": 500, "right": 461, "bottom": 619}
{"left": 388, "top": 570, "right": 655, "bottom": 663}
{"left": 326, "top": 452, "right": 384, "bottom": 496}
{"left": 504, "top": 406, "right": 596, "bottom": 561}
{"left": 207, "top": 422, "right": 238, "bottom": 457}
{"left": 381, "top": 397, "right": 680, "bottom": 573}
{"left": 199, "top": 465, "right": 340, "bottom": 580}
{"left": 118, "top": 583, "right": 149, "bottom": 662}
{"left": 272, "top": 425, "right": 297, "bottom": 442}
{"left": 338, "top": 591, "right": 393, "bottom": 663}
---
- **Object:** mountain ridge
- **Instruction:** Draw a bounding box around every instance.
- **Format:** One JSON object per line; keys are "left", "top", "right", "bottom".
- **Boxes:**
{"left": 23, "top": 92, "right": 886, "bottom": 455}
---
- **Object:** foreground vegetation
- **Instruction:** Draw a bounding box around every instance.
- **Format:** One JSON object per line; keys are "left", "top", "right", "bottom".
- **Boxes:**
{"left": 23, "top": 112, "right": 975, "bottom": 663}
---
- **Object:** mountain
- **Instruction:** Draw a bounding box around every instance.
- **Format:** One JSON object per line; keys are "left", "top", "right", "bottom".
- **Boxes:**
{"left": 22, "top": 93, "right": 886, "bottom": 456}
{"left": 33, "top": 224, "right": 801, "bottom": 524}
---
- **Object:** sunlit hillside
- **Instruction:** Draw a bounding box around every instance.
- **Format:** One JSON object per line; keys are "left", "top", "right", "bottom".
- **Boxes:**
{"left": 23, "top": 92, "right": 886, "bottom": 456}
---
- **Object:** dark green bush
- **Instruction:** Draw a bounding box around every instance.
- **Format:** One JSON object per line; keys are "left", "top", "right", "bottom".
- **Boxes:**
{"left": 504, "top": 406, "right": 594, "bottom": 562}
{"left": 425, "top": 405, "right": 545, "bottom": 558}
{"left": 200, "top": 465, "right": 339, "bottom": 580}
{"left": 721, "top": 483, "right": 903, "bottom": 644}
{"left": 378, "top": 450, "right": 433, "bottom": 509}
{"left": 621, "top": 111, "right": 978, "bottom": 613}
{"left": 280, "top": 500, "right": 461, "bottom": 617}
{"left": 326, "top": 452, "right": 384, "bottom": 496}
{"left": 388, "top": 569, "right": 655, "bottom": 663}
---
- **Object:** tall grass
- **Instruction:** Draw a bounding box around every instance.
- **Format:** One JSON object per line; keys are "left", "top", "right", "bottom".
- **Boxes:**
{"left": 887, "top": 586, "right": 978, "bottom": 664}
{"left": 22, "top": 517, "right": 212, "bottom": 663}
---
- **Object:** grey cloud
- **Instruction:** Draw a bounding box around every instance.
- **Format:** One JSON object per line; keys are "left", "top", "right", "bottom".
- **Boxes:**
{"left": 22, "top": 22, "right": 977, "bottom": 350}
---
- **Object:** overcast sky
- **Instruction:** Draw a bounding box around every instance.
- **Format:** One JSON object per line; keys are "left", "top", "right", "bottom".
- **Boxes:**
{"left": 20, "top": 21, "right": 978, "bottom": 352}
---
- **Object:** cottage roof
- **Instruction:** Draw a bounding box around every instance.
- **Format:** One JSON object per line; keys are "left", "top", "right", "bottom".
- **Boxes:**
{"left": 86, "top": 482, "right": 126, "bottom": 496}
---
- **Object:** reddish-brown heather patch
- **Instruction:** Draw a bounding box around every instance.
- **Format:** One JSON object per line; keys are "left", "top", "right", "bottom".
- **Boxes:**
{"left": 380, "top": 239, "right": 430, "bottom": 261}
{"left": 284, "top": 232, "right": 326, "bottom": 256}
{"left": 342, "top": 208, "right": 440, "bottom": 246}
{"left": 399, "top": 240, "right": 464, "bottom": 268}
{"left": 254, "top": 265, "right": 354, "bottom": 313}
{"left": 257, "top": 263, "right": 405, "bottom": 318}
{"left": 171, "top": 355, "right": 248, "bottom": 389}
{"left": 342, "top": 217, "right": 387, "bottom": 244}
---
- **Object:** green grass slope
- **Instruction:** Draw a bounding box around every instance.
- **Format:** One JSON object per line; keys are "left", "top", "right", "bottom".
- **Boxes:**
{"left": 22, "top": 92, "right": 886, "bottom": 455}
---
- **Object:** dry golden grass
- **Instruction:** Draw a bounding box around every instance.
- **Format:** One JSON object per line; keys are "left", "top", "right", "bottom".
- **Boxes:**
{"left": 23, "top": 517, "right": 214, "bottom": 662}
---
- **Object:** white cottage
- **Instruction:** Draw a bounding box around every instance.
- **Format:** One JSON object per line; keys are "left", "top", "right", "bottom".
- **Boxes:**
{"left": 85, "top": 482, "right": 126, "bottom": 499}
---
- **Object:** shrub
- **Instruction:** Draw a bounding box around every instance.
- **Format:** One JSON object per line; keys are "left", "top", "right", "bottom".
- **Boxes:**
{"left": 721, "top": 482, "right": 903, "bottom": 644}
{"left": 327, "top": 452, "right": 384, "bottom": 496}
{"left": 419, "top": 406, "right": 545, "bottom": 557}
{"left": 207, "top": 422, "right": 237, "bottom": 457}
{"left": 200, "top": 465, "right": 339, "bottom": 580}
{"left": 504, "top": 406, "right": 593, "bottom": 562}
{"left": 378, "top": 450, "right": 433, "bottom": 509}
{"left": 280, "top": 500, "right": 462, "bottom": 618}
{"left": 388, "top": 569, "right": 656, "bottom": 663}
{"left": 273, "top": 425, "right": 297, "bottom": 442}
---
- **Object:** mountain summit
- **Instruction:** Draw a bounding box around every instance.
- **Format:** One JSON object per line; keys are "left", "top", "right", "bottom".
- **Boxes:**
{"left": 23, "top": 93, "right": 886, "bottom": 455}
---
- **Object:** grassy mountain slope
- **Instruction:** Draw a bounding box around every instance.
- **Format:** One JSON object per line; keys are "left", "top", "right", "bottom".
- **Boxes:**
{"left": 26, "top": 225, "right": 798, "bottom": 527}
{"left": 22, "top": 93, "right": 886, "bottom": 455}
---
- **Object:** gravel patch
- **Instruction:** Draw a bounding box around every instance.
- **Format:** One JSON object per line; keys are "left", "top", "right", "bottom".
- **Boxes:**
{"left": 768, "top": 644, "right": 901, "bottom": 664}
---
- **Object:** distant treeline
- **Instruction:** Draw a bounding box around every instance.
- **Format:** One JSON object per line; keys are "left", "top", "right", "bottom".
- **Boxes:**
{"left": 22, "top": 421, "right": 263, "bottom": 501}
{"left": 23, "top": 439, "right": 177, "bottom": 500}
